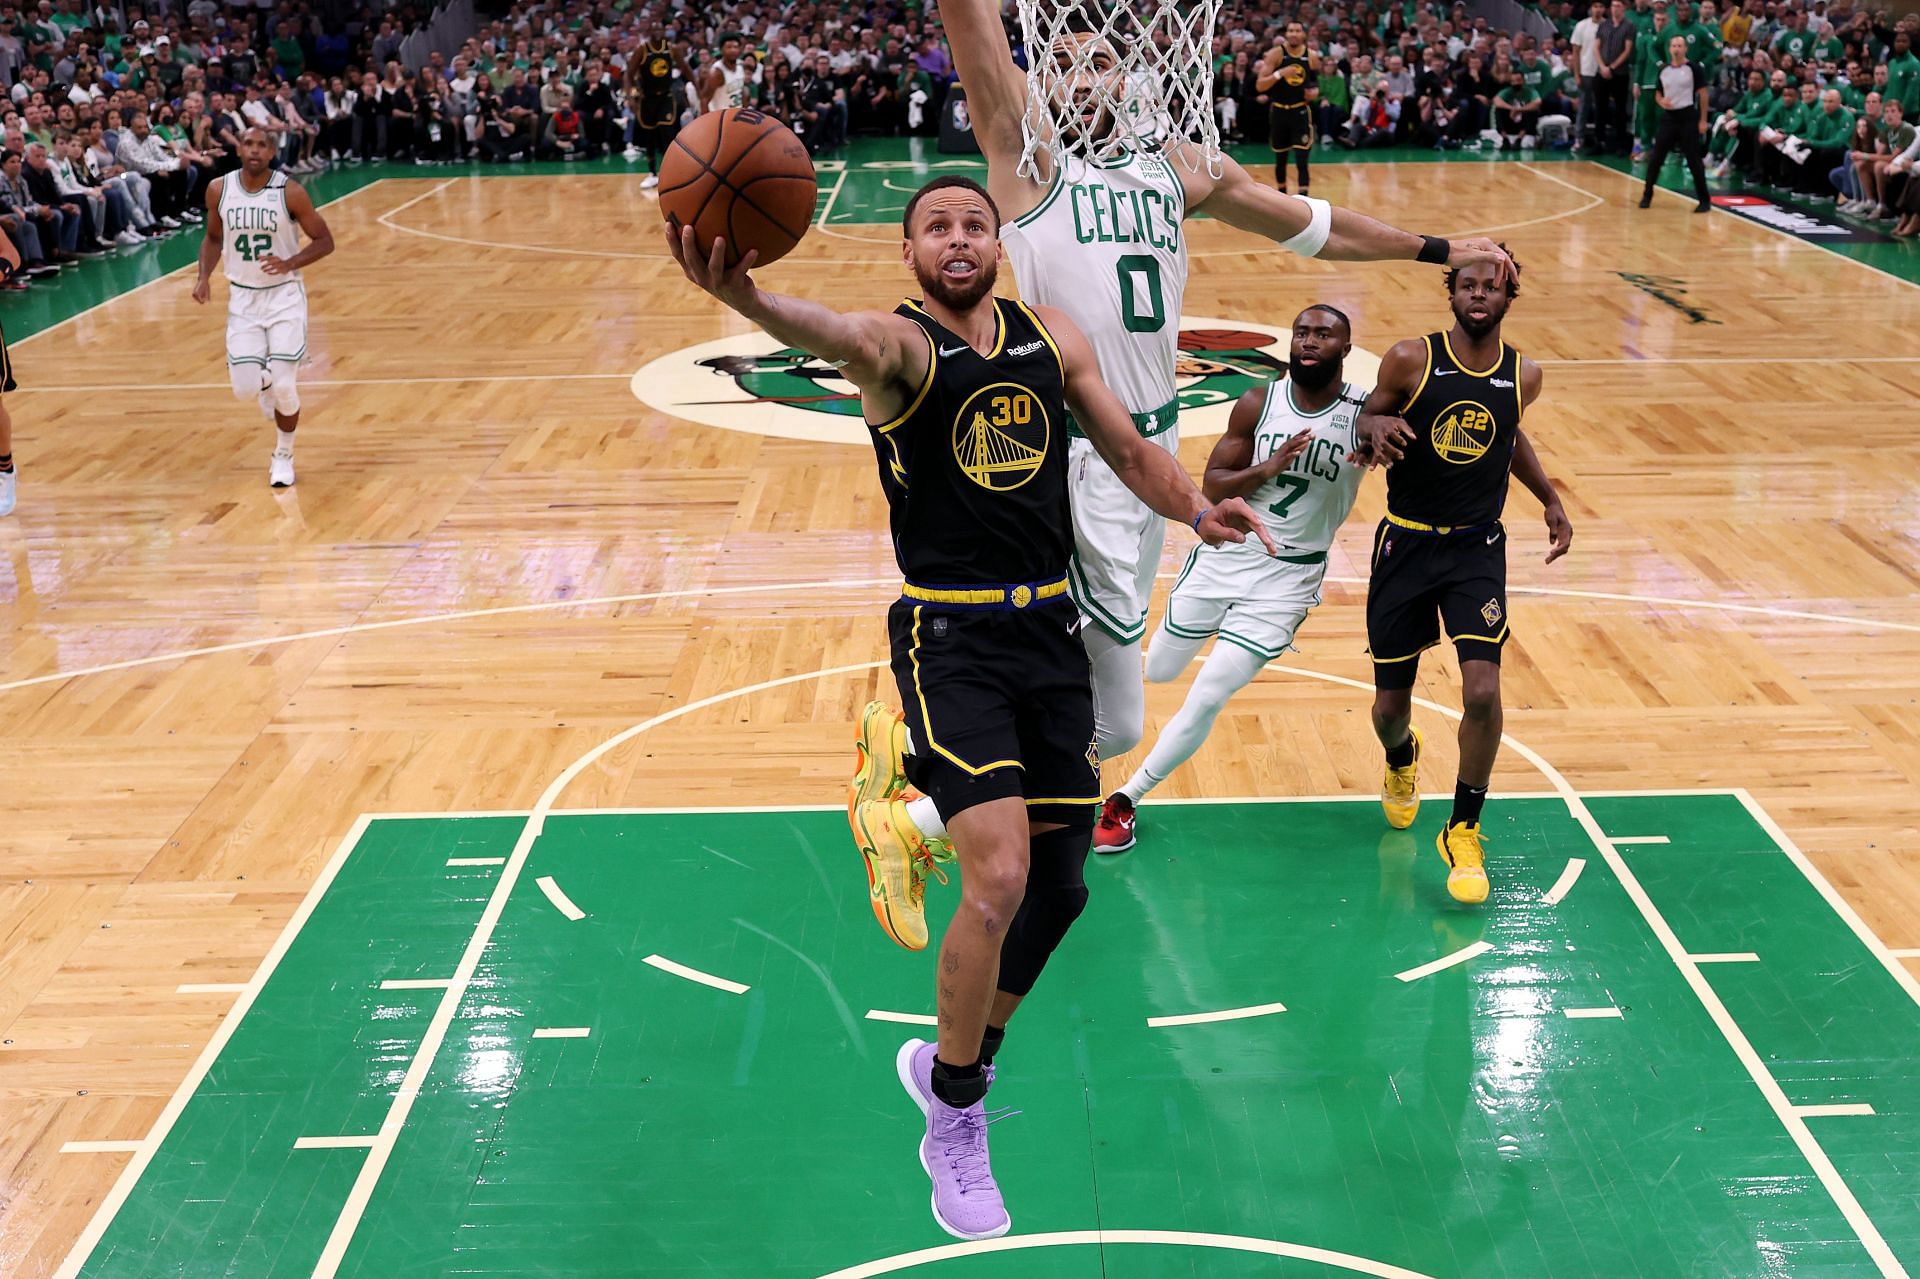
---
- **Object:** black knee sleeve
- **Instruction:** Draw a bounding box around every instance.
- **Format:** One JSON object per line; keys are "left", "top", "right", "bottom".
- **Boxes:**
{"left": 1296, "top": 151, "right": 1311, "bottom": 188}
{"left": 995, "top": 826, "right": 1091, "bottom": 997}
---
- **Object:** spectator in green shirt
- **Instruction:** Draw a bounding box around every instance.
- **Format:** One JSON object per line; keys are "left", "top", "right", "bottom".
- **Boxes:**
{"left": 1676, "top": 0, "right": 1721, "bottom": 75}
{"left": 1767, "top": 86, "right": 1853, "bottom": 194}
{"left": 1709, "top": 65, "right": 1773, "bottom": 174}
{"left": 1495, "top": 68, "right": 1541, "bottom": 147}
{"left": 272, "top": 21, "right": 306, "bottom": 79}
{"left": 1631, "top": 3, "right": 1671, "bottom": 151}
{"left": 1886, "top": 30, "right": 1920, "bottom": 119}
{"left": 1848, "top": 98, "right": 1909, "bottom": 217}
{"left": 1769, "top": 11, "right": 1810, "bottom": 62}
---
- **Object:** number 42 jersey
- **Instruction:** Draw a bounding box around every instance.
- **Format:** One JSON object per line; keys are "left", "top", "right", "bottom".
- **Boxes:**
{"left": 1001, "top": 149, "right": 1188, "bottom": 419}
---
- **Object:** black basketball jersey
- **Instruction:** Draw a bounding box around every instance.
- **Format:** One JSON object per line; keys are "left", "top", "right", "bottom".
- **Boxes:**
{"left": 637, "top": 43, "right": 675, "bottom": 95}
{"left": 869, "top": 297, "right": 1073, "bottom": 586}
{"left": 1270, "top": 51, "right": 1313, "bottom": 109}
{"left": 1385, "top": 331, "right": 1525, "bottom": 529}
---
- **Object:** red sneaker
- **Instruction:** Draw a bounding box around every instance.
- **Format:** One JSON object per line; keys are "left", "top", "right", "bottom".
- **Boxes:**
{"left": 1093, "top": 793, "right": 1136, "bottom": 855}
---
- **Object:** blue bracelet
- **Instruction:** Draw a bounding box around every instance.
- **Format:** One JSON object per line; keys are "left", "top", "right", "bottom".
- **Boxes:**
{"left": 1191, "top": 506, "right": 1209, "bottom": 532}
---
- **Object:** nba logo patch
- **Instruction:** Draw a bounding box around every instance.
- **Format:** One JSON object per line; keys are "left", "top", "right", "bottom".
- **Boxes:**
{"left": 1481, "top": 597, "right": 1503, "bottom": 627}
{"left": 929, "top": 616, "right": 949, "bottom": 638}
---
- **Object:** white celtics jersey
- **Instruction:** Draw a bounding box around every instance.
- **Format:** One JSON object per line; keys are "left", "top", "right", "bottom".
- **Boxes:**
{"left": 219, "top": 170, "right": 301, "bottom": 291}
{"left": 1002, "top": 149, "right": 1188, "bottom": 419}
{"left": 709, "top": 59, "right": 751, "bottom": 110}
{"left": 1228, "top": 377, "right": 1367, "bottom": 559}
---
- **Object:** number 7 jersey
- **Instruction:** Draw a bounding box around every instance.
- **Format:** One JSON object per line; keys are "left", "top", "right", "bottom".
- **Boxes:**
{"left": 1001, "top": 149, "right": 1187, "bottom": 418}
{"left": 219, "top": 170, "right": 303, "bottom": 291}
{"left": 1225, "top": 377, "right": 1368, "bottom": 561}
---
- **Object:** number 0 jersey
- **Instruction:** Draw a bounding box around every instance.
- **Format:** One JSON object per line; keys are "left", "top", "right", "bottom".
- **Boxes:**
{"left": 870, "top": 297, "right": 1074, "bottom": 586}
{"left": 1385, "top": 332, "right": 1525, "bottom": 530}
{"left": 219, "top": 170, "right": 302, "bottom": 291}
{"left": 1001, "top": 150, "right": 1188, "bottom": 421}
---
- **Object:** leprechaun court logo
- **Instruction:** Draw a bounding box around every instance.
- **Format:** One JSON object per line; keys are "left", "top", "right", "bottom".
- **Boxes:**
{"left": 630, "top": 315, "right": 1382, "bottom": 445}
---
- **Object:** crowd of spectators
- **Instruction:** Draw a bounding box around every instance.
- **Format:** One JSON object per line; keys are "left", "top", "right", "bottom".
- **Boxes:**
{"left": 2, "top": 0, "right": 1916, "bottom": 298}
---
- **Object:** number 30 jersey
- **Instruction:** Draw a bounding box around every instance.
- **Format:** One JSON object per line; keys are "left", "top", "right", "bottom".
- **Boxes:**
{"left": 1218, "top": 377, "right": 1368, "bottom": 563}
{"left": 219, "top": 170, "right": 302, "bottom": 291}
{"left": 1001, "top": 149, "right": 1188, "bottom": 419}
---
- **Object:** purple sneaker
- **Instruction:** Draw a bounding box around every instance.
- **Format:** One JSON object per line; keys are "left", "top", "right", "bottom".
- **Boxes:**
{"left": 894, "top": 1038, "right": 1011, "bottom": 1240}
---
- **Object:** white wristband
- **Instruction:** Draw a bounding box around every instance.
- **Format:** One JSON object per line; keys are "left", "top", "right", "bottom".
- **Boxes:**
{"left": 1279, "top": 195, "right": 1332, "bottom": 259}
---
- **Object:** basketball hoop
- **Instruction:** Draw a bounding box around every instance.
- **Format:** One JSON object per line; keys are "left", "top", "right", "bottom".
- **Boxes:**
{"left": 1015, "top": 0, "right": 1225, "bottom": 178}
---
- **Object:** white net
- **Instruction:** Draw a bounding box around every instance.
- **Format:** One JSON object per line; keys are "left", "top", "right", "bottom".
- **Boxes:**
{"left": 1014, "top": 0, "right": 1224, "bottom": 178}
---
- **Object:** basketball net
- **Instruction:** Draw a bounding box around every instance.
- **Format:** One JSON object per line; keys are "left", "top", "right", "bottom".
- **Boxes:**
{"left": 1015, "top": 0, "right": 1224, "bottom": 178}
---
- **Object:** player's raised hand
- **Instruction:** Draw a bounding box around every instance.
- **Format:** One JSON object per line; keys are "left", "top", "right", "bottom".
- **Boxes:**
{"left": 1264, "top": 428, "right": 1314, "bottom": 477}
{"left": 1352, "top": 414, "right": 1415, "bottom": 467}
{"left": 1196, "top": 497, "right": 1278, "bottom": 557}
{"left": 1447, "top": 237, "right": 1515, "bottom": 286}
{"left": 1543, "top": 500, "right": 1573, "bottom": 564}
{"left": 666, "top": 222, "right": 759, "bottom": 311}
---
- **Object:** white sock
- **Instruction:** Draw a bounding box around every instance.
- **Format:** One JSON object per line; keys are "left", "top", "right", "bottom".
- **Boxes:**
{"left": 906, "top": 793, "right": 945, "bottom": 839}
{"left": 275, "top": 427, "right": 295, "bottom": 455}
{"left": 1121, "top": 641, "right": 1267, "bottom": 802}
{"left": 1081, "top": 626, "right": 1146, "bottom": 759}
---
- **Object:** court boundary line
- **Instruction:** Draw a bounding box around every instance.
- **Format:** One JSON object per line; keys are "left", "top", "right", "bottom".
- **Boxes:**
{"left": 1583, "top": 159, "right": 1920, "bottom": 294}
{"left": 50, "top": 814, "right": 373, "bottom": 1279}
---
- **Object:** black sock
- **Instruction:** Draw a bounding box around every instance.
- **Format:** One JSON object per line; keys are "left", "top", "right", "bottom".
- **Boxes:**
{"left": 1450, "top": 781, "right": 1488, "bottom": 829}
{"left": 979, "top": 1024, "right": 1005, "bottom": 1067}
{"left": 0, "top": 454, "right": 12, "bottom": 474}
{"left": 1384, "top": 733, "right": 1415, "bottom": 769}
{"left": 931, "top": 1055, "right": 987, "bottom": 1108}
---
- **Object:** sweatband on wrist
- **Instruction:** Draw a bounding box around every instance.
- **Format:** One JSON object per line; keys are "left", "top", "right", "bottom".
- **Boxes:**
{"left": 1417, "top": 234, "right": 1450, "bottom": 264}
{"left": 1191, "top": 506, "right": 1210, "bottom": 532}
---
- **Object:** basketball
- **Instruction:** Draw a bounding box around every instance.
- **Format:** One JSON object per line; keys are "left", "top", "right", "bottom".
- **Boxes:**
{"left": 658, "top": 108, "right": 817, "bottom": 269}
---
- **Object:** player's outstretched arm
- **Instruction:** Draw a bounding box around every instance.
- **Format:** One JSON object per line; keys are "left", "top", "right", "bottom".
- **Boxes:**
{"left": 1510, "top": 359, "right": 1572, "bottom": 563}
{"left": 936, "top": 0, "right": 1029, "bottom": 172}
{"left": 1041, "top": 304, "right": 1276, "bottom": 554}
{"left": 666, "top": 225, "right": 925, "bottom": 410}
{"left": 190, "top": 177, "right": 224, "bottom": 305}
{"left": 263, "top": 181, "right": 333, "bottom": 276}
{"left": 1201, "top": 386, "right": 1311, "bottom": 502}
{"left": 1352, "top": 338, "right": 1424, "bottom": 467}
{"left": 1192, "top": 155, "right": 1515, "bottom": 276}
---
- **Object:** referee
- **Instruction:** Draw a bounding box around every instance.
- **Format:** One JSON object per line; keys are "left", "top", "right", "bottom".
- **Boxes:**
{"left": 1638, "top": 33, "right": 1712, "bottom": 213}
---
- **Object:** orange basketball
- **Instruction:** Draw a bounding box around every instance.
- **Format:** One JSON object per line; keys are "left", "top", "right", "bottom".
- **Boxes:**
{"left": 658, "top": 108, "right": 817, "bottom": 269}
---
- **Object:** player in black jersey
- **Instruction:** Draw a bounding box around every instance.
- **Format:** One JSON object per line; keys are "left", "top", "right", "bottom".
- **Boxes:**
{"left": 668, "top": 175, "right": 1271, "bottom": 1241}
{"left": 1257, "top": 23, "right": 1318, "bottom": 196}
{"left": 1355, "top": 251, "right": 1573, "bottom": 905}
{"left": 628, "top": 27, "right": 681, "bottom": 190}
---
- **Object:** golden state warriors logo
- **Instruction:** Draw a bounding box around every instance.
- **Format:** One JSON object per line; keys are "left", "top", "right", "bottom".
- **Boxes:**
{"left": 1432, "top": 400, "right": 1496, "bottom": 464}
{"left": 1282, "top": 64, "right": 1306, "bottom": 87}
{"left": 952, "top": 384, "right": 1049, "bottom": 491}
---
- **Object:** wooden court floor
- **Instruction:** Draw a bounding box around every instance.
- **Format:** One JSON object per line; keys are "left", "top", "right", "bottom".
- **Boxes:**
{"left": 2, "top": 158, "right": 1919, "bottom": 1275}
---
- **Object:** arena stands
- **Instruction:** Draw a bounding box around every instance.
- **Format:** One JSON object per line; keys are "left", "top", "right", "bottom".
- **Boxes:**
{"left": 1, "top": 0, "right": 1916, "bottom": 293}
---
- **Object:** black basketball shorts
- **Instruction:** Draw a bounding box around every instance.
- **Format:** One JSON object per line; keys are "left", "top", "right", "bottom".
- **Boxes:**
{"left": 887, "top": 597, "right": 1100, "bottom": 828}
{"left": 1269, "top": 104, "right": 1312, "bottom": 152}
{"left": 1366, "top": 519, "right": 1511, "bottom": 689}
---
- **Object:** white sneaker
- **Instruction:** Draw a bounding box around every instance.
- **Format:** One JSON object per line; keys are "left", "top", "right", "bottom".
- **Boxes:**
{"left": 623, "top": 145, "right": 641, "bottom": 159}
{"left": 159, "top": 215, "right": 182, "bottom": 229}
{"left": 0, "top": 468, "right": 14, "bottom": 516}
{"left": 1521, "top": 134, "right": 1536, "bottom": 148}
{"left": 640, "top": 172, "right": 658, "bottom": 189}
{"left": 116, "top": 229, "right": 144, "bottom": 246}
{"left": 269, "top": 450, "right": 295, "bottom": 488}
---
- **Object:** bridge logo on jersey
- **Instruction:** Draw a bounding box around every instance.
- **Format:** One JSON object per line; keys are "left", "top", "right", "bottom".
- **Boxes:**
{"left": 1431, "top": 400, "right": 1496, "bottom": 465}
{"left": 630, "top": 317, "right": 1380, "bottom": 445}
{"left": 953, "top": 384, "right": 1049, "bottom": 491}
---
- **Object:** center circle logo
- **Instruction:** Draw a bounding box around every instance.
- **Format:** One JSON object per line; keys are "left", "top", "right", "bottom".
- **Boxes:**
{"left": 953, "top": 382, "right": 1049, "bottom": 491}
{"left": 1431, "top": 399, "right": 1495, "bottom": 464}
{"left": 631, "top": 315, "right": 1381, "bottom": 445}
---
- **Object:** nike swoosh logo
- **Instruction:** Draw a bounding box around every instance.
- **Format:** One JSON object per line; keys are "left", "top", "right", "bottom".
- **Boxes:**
{"left": 1486, "top": 532, "right": 1500, "bottom": 544}
{"left": 939, "top": 344, "right": 970, "bottom": 358}
{"left": 1434, "top": 369, "right": 1457, "bottom": 376}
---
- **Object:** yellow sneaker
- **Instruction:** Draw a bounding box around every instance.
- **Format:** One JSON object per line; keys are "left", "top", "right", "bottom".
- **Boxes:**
{"left": 1436, "top": 821, "right": 1490, "bottom": 904}
{"left": 1382, "top": 726, "right": 1422, "bottom": 830}
{"left": 848, "top": 700, "right": 911, "bottom": 819}
{"left": 851, "top": 797, "right": 949, "bottom": 950}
